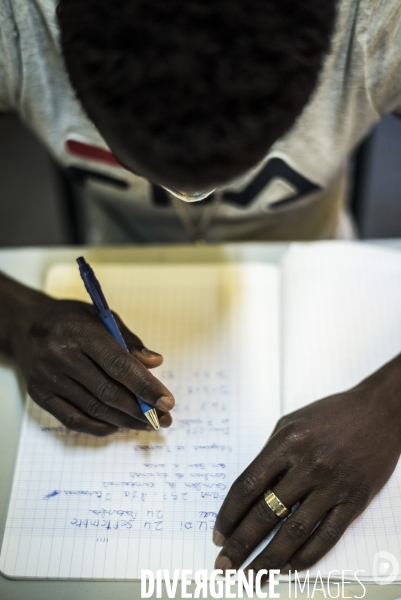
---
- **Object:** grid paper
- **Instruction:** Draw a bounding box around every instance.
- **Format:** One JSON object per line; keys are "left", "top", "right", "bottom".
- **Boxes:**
{"left": 281, "top": 242, "right": 401, "bottom": 581}
{"left": 0, "top": 262, "right": 280, "bottom": 579}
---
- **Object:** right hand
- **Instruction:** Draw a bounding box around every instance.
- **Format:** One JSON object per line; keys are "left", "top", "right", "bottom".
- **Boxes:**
{"left": 10, "top": 291, "right": 174, "bottom": 436}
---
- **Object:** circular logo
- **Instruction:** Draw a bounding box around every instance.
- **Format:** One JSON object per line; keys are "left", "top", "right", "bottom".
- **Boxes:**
{"left": 373, "top": 551, "right": 399, "bottom": 585}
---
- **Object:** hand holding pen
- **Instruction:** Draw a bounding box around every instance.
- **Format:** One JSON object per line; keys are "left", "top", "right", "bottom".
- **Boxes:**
{"left": 3, "top": 264, "right": 174, "bottom": 436}
{"left": 77, "top": 257, "right": 162, "bottom": 430}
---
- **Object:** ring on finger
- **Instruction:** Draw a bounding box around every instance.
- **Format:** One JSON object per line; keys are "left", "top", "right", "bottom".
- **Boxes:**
{"left": 264, "top": 489, "right": 290, "bottom": 519}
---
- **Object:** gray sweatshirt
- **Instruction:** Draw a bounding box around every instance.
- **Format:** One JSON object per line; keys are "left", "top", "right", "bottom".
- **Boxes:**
{"left": 0, "top": 0, "right": 400, "bottom": 243}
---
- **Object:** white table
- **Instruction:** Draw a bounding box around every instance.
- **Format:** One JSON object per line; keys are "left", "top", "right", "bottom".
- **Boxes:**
{"left": 0, "top": 241, "right": 400, "bottom": 600}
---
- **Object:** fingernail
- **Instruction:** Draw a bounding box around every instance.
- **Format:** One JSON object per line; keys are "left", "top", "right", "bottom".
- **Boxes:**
{"left": 141, "top": 347, "right": 161, "bottom": 358}
{"left": 213, "top": 530, "right": 226, "bottom": 546}
{"left": 215, "top": 555, "right": 232, "bottom": 573}
{"left": 281, "top": 563, "right": 291, "bottom": 575}
{"left": 156, "top": 396, "right": 174, "bottom": 411}
{"left": 159, "top": 414, "right": 172, "bottom": 428}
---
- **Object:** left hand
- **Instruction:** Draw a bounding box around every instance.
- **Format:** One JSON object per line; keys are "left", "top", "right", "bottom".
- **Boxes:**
{"left": 213, "top": 358, "right": 401, "bottom": 576}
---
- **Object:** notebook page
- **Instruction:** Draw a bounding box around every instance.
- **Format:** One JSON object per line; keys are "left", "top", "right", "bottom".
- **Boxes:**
{"left": 281, "top": 241, "right": 401, "bottom": 580}
{"left": 0, "top": 262, "right": 280, "bottom": 579}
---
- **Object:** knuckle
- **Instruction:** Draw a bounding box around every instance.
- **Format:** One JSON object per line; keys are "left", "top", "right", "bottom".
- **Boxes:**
{"left": 309, "top": 443, "right": 339, "bottom": 473}
{"left": 133, "top": 375, "right": 154, "bottom": 399}
{"left": 287, "top": 422, "right": 310, "bottom": 444}
{"left": 329, "top": 466, "right": 350, "bottom": 489}
{"left": 233, "top": 471, "right": 261, "bottom": 500}
{"left": 347, "top": 484, "right": 372, "bottom": 508}
{"left": 63, "top": 412, "right": 85, "bottom": 433}
{"left": 254, "top": 497, "right": 277, "bottom": 522}
{"left": 284, "top": 518, "right": 310, "bottom": 542}
{"left": 96, "top": 380, "right": 119, "bottom": 405}
{"left": 86, "top": 397, "right": 107, "bottom": 420}
{"left": 51, "top": 344, "right": 79, "bottom": 366}
{"left": 106, "top": 354, "right": 131, "bottom": 379}
{"left": 37, "top": 337, "right": 80, "bottom": 366}
{"left": 276, "top": 420, "right": 310, "bottom": 448}
{"left": 60, "top": 319, "right": 84, "bottom": 340}
{"left": 276, "top": 415, "right": 290, "bottom": 430}
{"left": 317, "top": 523, "right": 342, "bottom": 547}
{"left": 227, "top": 533, "right": 251, "bottom": 557}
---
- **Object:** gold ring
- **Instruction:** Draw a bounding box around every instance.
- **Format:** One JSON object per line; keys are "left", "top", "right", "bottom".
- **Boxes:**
{"left": 264, "top": 490, "right": 290, "bottom": 519}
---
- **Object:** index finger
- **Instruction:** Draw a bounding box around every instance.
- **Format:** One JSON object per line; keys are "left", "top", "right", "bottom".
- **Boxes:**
{"left": 80, "top": 328, "right": 175, "bottom": 412}
{"left": 213, "top": 437, "right": 288, "bottom": 546}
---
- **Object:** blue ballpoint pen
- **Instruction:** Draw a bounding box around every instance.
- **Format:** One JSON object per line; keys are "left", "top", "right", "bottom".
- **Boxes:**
{"left": 77, "top": 256, "right": 160, "bottom": 431}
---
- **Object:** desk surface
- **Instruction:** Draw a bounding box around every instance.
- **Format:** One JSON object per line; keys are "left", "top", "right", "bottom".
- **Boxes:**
{"left": 1, "top": 241, "right": 401, "bottom": 600}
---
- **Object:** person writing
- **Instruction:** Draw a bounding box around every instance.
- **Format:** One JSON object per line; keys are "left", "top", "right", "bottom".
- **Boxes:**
{"left": 0, "top": 0, "right": 400, "bottom": 576}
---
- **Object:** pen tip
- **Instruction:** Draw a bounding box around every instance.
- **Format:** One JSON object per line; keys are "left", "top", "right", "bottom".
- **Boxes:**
{"left": 76, "top": 256, "right": 86, "bottom": 267}
{"left": 145, "top": 409, "right": 160, "bottom": 431}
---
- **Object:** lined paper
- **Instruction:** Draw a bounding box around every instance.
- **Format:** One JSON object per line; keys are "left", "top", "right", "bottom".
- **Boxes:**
{"left": 281, "top": 242, "right": 401, "bottom": 580}
{"left": 0, "top": 263, "right": 280, "bottom": 579}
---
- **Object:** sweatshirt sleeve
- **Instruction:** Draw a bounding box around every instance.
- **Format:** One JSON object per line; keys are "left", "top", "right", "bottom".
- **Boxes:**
{"left": 0, "top": 0, "right": 21, "bottom": 112}
{"left": 363, "top": 0, "right": 401, "bottom": 116}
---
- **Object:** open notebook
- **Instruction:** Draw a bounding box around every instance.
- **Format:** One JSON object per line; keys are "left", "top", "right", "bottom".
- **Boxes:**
{"left": 1, "top": 241, "right": 401, "bottom": 580}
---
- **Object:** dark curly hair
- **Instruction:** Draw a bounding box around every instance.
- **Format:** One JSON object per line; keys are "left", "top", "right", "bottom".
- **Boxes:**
{"left": 57, "top": 0, "right": 337, "bottom": 189}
